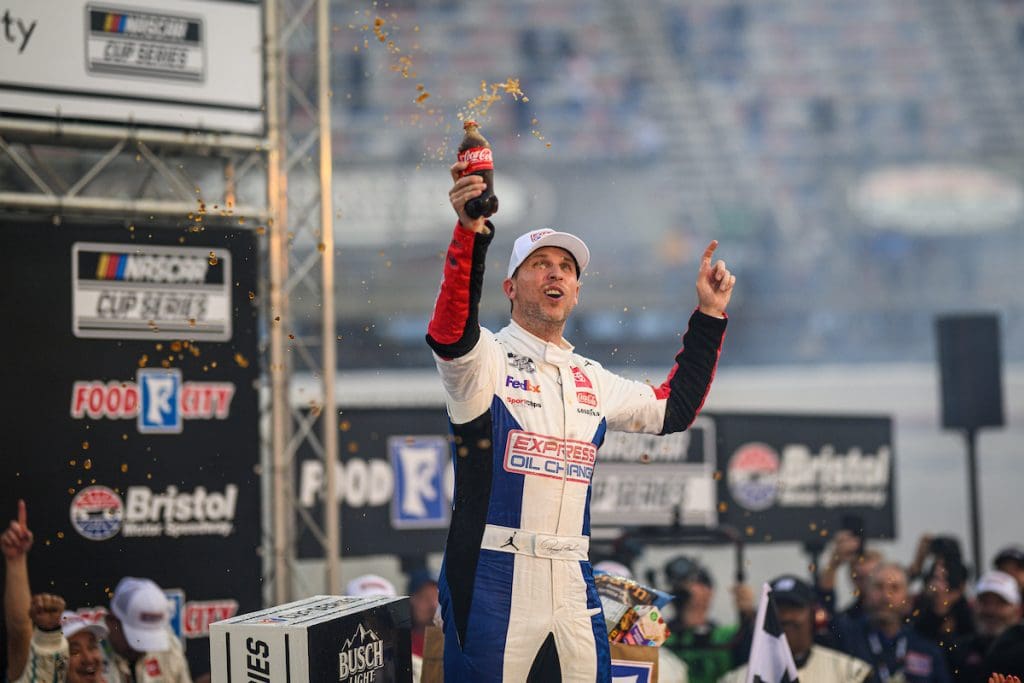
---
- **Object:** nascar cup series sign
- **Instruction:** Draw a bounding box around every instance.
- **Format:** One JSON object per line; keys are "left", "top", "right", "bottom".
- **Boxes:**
{"left": 0, "top": 220, "right": 261, "bottom": 678}
{"left": 72, "top": 242, "right": 232, "bottom": 341}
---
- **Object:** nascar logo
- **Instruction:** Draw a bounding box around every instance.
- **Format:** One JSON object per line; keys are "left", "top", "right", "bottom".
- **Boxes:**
{"left": 91, "top": 252, "right": 209, "bottom": 283}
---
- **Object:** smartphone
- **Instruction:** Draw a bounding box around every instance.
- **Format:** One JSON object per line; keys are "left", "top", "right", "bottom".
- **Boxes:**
{"left": 840, "top": 514, "right": 865, "bottom": 555}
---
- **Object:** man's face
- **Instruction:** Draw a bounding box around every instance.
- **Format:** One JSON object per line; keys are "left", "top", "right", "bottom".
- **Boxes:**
{"left": 67, "top": 631, "right": 104, "bottom": 683}
{"left": 683, "top": 580, "right": 713, "bottom": 614}
{"left": 867, "top": 566, "right": 910, "bottom": 622}
{"left": 776, "top": 603, "right": 813, "bottom": 658}
{"left": 104, "top": 613, "right": 136, "bottom": 658}
{"left": 410, "top": 583, "right": 439, "bottom": 628}
{"left": 851, "top": 555, "right": 880, "bottom": 595}
{"left": 975, "top": 592, "right": 1022, "bottom": 638}
{"left": 504, "top": 247, "right": 580, "bottom": 332}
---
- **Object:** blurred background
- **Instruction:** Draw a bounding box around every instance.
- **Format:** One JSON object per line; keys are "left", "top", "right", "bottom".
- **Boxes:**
{"left": 2, "top": 0, "right": 1024, "bottom": 667}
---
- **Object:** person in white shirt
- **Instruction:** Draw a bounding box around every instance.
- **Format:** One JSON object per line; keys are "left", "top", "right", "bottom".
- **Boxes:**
{"left": 719, "top": 575, "right": 871, "bottom": 683}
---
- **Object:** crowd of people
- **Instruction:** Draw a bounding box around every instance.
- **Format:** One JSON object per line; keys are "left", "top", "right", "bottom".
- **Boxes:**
{"left": 5, "top": 491, "right": 1022, "bottom": 683}
{"left": 597, "top": 529, "right": 1024, "bottom": 682}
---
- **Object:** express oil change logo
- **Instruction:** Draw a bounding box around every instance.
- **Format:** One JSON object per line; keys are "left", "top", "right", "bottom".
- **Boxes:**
{"left": 727, "top": 442, "right": 781, "bottom": 511}
{"left": 503, "top": 430, "right": 597, "bottom": 485}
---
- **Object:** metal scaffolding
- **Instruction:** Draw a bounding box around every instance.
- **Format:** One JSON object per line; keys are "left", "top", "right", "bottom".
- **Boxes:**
{"left": 266, "top": 0, "right": 339, "bottom": 602}
{"left": 0, "top": 0, "right": 339, "bottom": 604}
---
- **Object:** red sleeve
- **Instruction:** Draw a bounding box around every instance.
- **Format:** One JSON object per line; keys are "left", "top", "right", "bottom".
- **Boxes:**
{"left": 426, "top": 222, "right": 494, "bottom": 359}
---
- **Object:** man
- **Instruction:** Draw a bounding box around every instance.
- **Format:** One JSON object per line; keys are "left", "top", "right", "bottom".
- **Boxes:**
{"left": 818, "top": 529, "right": 883, "bottom": 621}
{"left": 995, "top": 546, "right": 1024, "bottom": 593}
{"left": 104, "top": 577, "right": 192, "bottom": 683}
{"left": 663, "top": 556, "right": 754, "bottom": 683}
{"left": 835, "top": 563, "right": 952, "bottom": 682}
{"left": 427, "top": 162, "right": 733, "bottom": 681}
{"left": 719, "top": 575, "right": 871, "bottom": 682}
{"left": 3, "top": 499, "right": 107, "bottom": 683}
{"left": 949, "top": 571, "right": 1022, "bottom": 682}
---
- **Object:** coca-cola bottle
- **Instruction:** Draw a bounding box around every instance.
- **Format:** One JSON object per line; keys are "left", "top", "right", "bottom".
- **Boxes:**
{"left": 458, "top": 120, "right": 499, "bottom": 219}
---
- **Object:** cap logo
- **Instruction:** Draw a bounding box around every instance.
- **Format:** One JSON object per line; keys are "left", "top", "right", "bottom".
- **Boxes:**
{"left": 774, "top": 578, "right": 795, "bottom": 591}
{"left": 139, "top": 611, "right": 165, "bottom": 623}
{"left": 529, "top": 230, "right": 553, "bottom": 243}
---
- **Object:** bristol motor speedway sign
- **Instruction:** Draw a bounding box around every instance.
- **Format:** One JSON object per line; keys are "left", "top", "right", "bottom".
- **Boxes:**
{"left": 0, "top": 219, "right": 261, "bottom": 677}
{"left": 715, "top": 413, "right": 895, "bottom": 543}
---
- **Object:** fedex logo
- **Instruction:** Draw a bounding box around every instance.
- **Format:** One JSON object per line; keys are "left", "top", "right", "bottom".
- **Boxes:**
{"left": 506, "top": 376, "right": 541, "bottom": 393}
{"left": 571, "top": 366, "right": 592, "bottom": 389}
{"left": 503, "top": 430, "right": 597, "bottom": 485}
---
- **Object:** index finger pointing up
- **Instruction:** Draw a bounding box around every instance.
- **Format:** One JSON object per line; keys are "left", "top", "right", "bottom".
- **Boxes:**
{"left": 701, "top": 240, "right": 719, "bottom": 266}
{"left": 17, "top": 499, "right": 26, "bottom": 528}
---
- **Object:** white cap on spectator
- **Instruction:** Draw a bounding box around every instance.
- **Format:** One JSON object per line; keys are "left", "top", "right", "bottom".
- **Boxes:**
{"left": 976, "top": 570, "right": 1021, "bottom": 606}
{"left": 61, "top": 611, "right": 109, "bottom": 641}
{"left": 110, "top": 577, "right": 171, "bottom": 652}
{"left": 345, "top": 574, "right": 397, "bottom": 598}
{"left": 507, "top": 229, "right": 590, "bottom": 278}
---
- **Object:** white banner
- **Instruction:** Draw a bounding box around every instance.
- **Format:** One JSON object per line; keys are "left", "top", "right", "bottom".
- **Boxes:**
{"left": 0, "top": 0, "right": 263, "bottom": 134}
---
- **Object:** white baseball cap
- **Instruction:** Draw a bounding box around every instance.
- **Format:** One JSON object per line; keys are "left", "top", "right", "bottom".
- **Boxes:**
{"left": 976, "top": 570, "right": 1022, "bottom": 605}
{"left": 110, "top": 577, "right": 171, "bottom": 652}
{"left": 61, "top": 611, "right": 109, "bottom": 641}
{"left": 345, "top": 574, "right": 397, "bottom": 598}
{"left": 507, "top": 229, "right": 590, "bottom": 279}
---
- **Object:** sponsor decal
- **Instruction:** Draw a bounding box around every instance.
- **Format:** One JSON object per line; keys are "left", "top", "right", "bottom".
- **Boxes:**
{"left": 529, "top": 229, "right": 553, "bottom": 243}
{"left": 456, "top": 146, "right": 493, "bottom": 174}
{"left": 182, "top": 599, "right": 238, "bottom": 638}
{"left": 774, "top": 443, "right": 891, "bottom": 508}
{"left": 69, "top": 486, "right": 124, "bottom": 541}
{"left": 507, "top": 352, "right": 536, "bottom": 374}
{"left": 338, "top": 624, "right": 385, "bottom": 682}
{"left": 905, "top": 652, "right": 933, "bottom": 677}
{"left": 505, "top": 375, "right": 541, "bottom": 393}
{"left": 727, "top": 443, "right": 781, "bottom": 511}
{"left": 68, "top": 484, "right": 239, "bottom": 540}
{"left": 728, "top": 440, "right": 891, "bottom": 511}
{"left": 70, "top": 376, "right": 235, "bottom": 433}
{"left": 503, "top": 430, "right": 596, "bottom": 484}
{"left": 245, "top": 637, "right": 271, "bottom": 683}
{"left": 144, "top": 658, "right": 161, "bottom": 677}
{"left": 576, "top": 407, "right": 600, "bottom": 417}
{"left": 506, "top": 397, "right": 542, "bottom": 409}
{"left": 72, "top": 242, "right": 231, "bottom": 340}
{"left": 571, "top": 366, "right": 592, "bottom": 388}
{"left": 610, "top": 659, "right": 653, "bottom": 683}
{"left": 577, "top": 391, "right": 598, "bottom": 407}
{"left": 389, "top": 436, "right": 449, "bottom": 529}
{"left": 139, "top": 368, "right": 182, "bottom": 433}
{"left": 86, "top": 5, "right": 205, "bottom": 81}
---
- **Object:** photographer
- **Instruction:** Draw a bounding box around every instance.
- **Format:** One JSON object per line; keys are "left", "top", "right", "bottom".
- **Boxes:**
{"left": 663, "top": 556, "right": 754, "bottom": 683}
{"left": 909, "top": 535, "right": 975, "bottom": 646}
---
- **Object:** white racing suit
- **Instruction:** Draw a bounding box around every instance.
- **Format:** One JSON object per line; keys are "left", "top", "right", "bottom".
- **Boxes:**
{"left": 426, "top": 223, "right": 727, "bottom": 682}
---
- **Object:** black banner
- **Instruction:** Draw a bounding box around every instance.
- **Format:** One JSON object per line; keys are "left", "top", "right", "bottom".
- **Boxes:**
{"left": 0, "top": 219, "right": 262, "bottom": 677}
{"left": 295, "top": 408, "right": 452, "bottom": 559}
{"left": 714, "top": 413, "right": 895, "bottom": 544}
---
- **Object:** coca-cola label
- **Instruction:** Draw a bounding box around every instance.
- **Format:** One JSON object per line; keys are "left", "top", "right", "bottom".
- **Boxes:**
{"left": 458, "top": 146, "right": 494, "bottom": 174}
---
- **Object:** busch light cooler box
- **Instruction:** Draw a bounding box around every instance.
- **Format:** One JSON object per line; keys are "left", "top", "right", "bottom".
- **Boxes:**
{"left": 210, "top": 595, "right": 411, "bottom": 683}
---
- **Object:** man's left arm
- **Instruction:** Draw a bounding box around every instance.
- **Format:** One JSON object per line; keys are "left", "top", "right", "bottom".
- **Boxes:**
{"left": 604, "top": 241, "right": 733, "bottom": 434}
